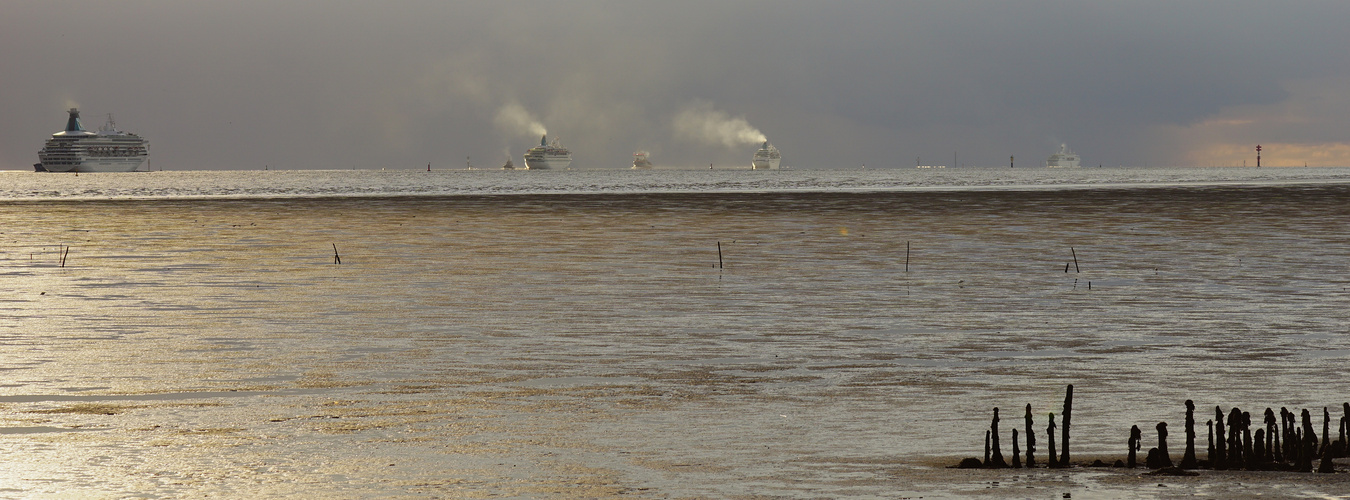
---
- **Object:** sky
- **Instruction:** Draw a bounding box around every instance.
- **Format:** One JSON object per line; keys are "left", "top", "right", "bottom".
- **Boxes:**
{"left": 3, "top": 0, "right": 1349, "bottom": 170}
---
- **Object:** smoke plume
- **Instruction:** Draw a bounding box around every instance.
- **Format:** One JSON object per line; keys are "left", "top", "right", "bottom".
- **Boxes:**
{"left": 494, "top": 102, "right": 547, "bottom": 137}
{"left": 673, "top": 101, "right": 767, "bottom": 148}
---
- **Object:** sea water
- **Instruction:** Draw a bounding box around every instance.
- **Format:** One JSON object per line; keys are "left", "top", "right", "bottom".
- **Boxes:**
{"left": 2, "top": 167, "right": 1350, "bottom": 498}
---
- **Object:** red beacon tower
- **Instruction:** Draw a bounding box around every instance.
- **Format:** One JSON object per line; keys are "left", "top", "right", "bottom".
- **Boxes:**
{"left": 1256, "top": 145, "right": 1262, "bottom": 168}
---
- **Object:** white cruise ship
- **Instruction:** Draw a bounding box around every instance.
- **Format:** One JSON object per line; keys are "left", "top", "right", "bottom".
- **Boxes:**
{"left": 1045, "top": 144, "right": 1081, "bottom": 168}
{"left": 36, "top": 108, "right": 149, "bottom": 172}
{"left": 522, "top": 135, "right": 572, "bottom": 170}
{"left": 631, "top": 151, "right": 653, "bottom": 169}
{"left": 752, "top": 141, "right": 781, "bottom": 170}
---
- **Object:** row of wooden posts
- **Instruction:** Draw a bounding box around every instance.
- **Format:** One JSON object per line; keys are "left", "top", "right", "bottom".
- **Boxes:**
{"left": 962, "top": 385, "right": 1348, "bottom": 473}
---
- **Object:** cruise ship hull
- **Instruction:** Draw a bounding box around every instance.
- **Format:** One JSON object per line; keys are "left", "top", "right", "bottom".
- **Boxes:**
{"left": 1045, "top": 144, "right": 1081, "bottom": 168}
{"left": 522, "top": 135, "right": 572, "bottom": 170}
{"left": 523, "top": 155, "right": 571, "bottom": 170}
{"left": 39, "top": 157, "right": 148, "bottom": 173}
{"left": 752, "top": 158, "right": 780, "bottom": 170}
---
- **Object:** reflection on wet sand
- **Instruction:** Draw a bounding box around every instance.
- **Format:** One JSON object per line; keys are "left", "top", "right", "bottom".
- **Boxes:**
{"left": 2, "top": 186, "right": 1350, "bottom": 497}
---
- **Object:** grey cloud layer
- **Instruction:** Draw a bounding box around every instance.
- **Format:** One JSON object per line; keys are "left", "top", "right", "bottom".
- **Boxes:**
{"left": 3, "top": 1, "right": 1347, "bottom": 169}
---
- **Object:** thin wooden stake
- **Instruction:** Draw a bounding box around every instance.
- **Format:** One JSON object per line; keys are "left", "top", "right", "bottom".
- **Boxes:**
{"left": 333, "top": 243, "right": 341, "bottom": 265}
{"left": 1070, "top": 247, "right": 1080, "bottom": 273}
{"left": 59, "top": 245, "right": 69, "bottom": 267}
{"left": 717, "top": 241, "right": 723, "bottom": 269}
{"left": 905, "top": 241, "right": 910, "bottom": 272}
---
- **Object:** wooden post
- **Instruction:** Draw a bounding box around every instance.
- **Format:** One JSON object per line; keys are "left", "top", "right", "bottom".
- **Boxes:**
{"left": 1047, "top": 413, "right": 1059, "bottom": 468}
{"left": 1025, "top": 404, "right": 1036, "bottom": 468}
{"left": 717, "top": 241, "right": 723, "bottom": 269}
{"left": 333, "top": 243, "right": 341, "bottom": 265}
{"left": 1182, "top": 400, "right": 1198, "bottom": 468}
{"left": 1060, "top": 384, "right": 1073, "bottom": 467}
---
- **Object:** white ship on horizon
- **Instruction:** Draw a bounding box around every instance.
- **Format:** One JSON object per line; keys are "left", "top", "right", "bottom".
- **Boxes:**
{"left": 36, "top": 108, "right": 149, "bottom": 172}
{"left": 523, "top": 135, "right": 572, "bottom": 170}
{"left": 632, "top": 151, "right": 653, "bottom": 169}
{"left": 752, "top": 141, "right": 781, "bottom": 170}
{"left": 1046, "top": 144, "right": 1081, "bottom": 168}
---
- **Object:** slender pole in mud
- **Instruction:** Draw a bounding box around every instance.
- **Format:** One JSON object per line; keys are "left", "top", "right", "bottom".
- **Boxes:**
{"left": 333, "top": 243, "right": 341, "bottom": 265}
{"left": 905, "top": 241, "right": 910, "bottom": 272}
{"left": 59, "top": 245, "right": 69, "bottom": 267}
{"left": 717, "top": 242, "right": 723, "bottom": 269}
{"left": 1070, "top": 247, "right": 1080, "bottom": 273}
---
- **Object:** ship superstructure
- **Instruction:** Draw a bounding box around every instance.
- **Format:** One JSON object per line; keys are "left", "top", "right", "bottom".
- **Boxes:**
{"left": 632, "top": 151, "right": 653, "bottom": 169}
{"left": 37, "top": 108, "right": 149, "bottom": 172}
{"left": 1045, "top": 144, "right": 1081, "bottom": 168}
{"left": 522, "top": 135, "right": 572, "bottom": 170}
{"left": 752, "top": 141, "right": 781, "bottom": 170}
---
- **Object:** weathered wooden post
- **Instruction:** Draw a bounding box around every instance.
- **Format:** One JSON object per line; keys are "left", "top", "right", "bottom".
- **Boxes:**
{"left": 1060, "top": 385, "right": 1073, "bottom": 467}
{"left": 1147, "top": 422, "right": 1173, "bottom": 469}
{"left": 1047, "top": 413, "right": 1059, "bottom": 468}
{"left": 1127, "top": 425, "right": 1141, "bottom": 468}
{"left": 1181, "top": 400, "right": 1197, "bottom": 468}
{"left": 1025, "top": 404, "right": 1036, "bottom": 468}
{"left": 1214, "top": 407, "right": 1227, "bottom": 470}
{"left": 990, "top": 407, "right": 1008, "bottom": 468}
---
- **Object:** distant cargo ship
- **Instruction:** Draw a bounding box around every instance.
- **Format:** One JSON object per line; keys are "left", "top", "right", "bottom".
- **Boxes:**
{"left": 36, "top": 108, "right": 149, "bottom": 172}
{"left": 632, "top": 151, "right": 653, "bottom": 169}
{"left": 523, "top": 135, "right": 572, "bottom": 170}
{"left": 1046, "top": 144, "right": 1081, "bottom": 168}
{"left": 752, "top": 141, "right": 780, "bottom": 170}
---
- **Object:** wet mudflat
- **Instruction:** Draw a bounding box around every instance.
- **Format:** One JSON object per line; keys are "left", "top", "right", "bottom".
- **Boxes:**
{"left": 3, "top": 184, "right": 1350, "bottom": 497}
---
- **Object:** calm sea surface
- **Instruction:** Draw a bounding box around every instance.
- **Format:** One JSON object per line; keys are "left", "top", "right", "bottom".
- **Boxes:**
{"left": 3, "top": 168, "right": 1350, "bottom": 498}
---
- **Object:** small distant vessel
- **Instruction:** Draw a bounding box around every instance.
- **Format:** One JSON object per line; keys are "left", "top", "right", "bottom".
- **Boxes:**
{"left": 37, "top": 108, "right": 149, "bottom": 172}
{"left": 501, "top": 157, "right": 516, "bottom": 170}
{"left": 523, "top": 135, "right": 572, "bottom": 170}
{"left": 632, "top": 151, "right": 653, "bottom": 169}
{"left": 1046, "top": 144, "right": 1081, "bottom": 168}
{"left": 752, "top": 141, "right": 781, "bottom": 170}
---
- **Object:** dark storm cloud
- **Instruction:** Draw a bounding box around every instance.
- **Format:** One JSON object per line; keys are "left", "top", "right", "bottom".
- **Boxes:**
{"left": 3, "top": 1, "right": 1348, "bottom": 170}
